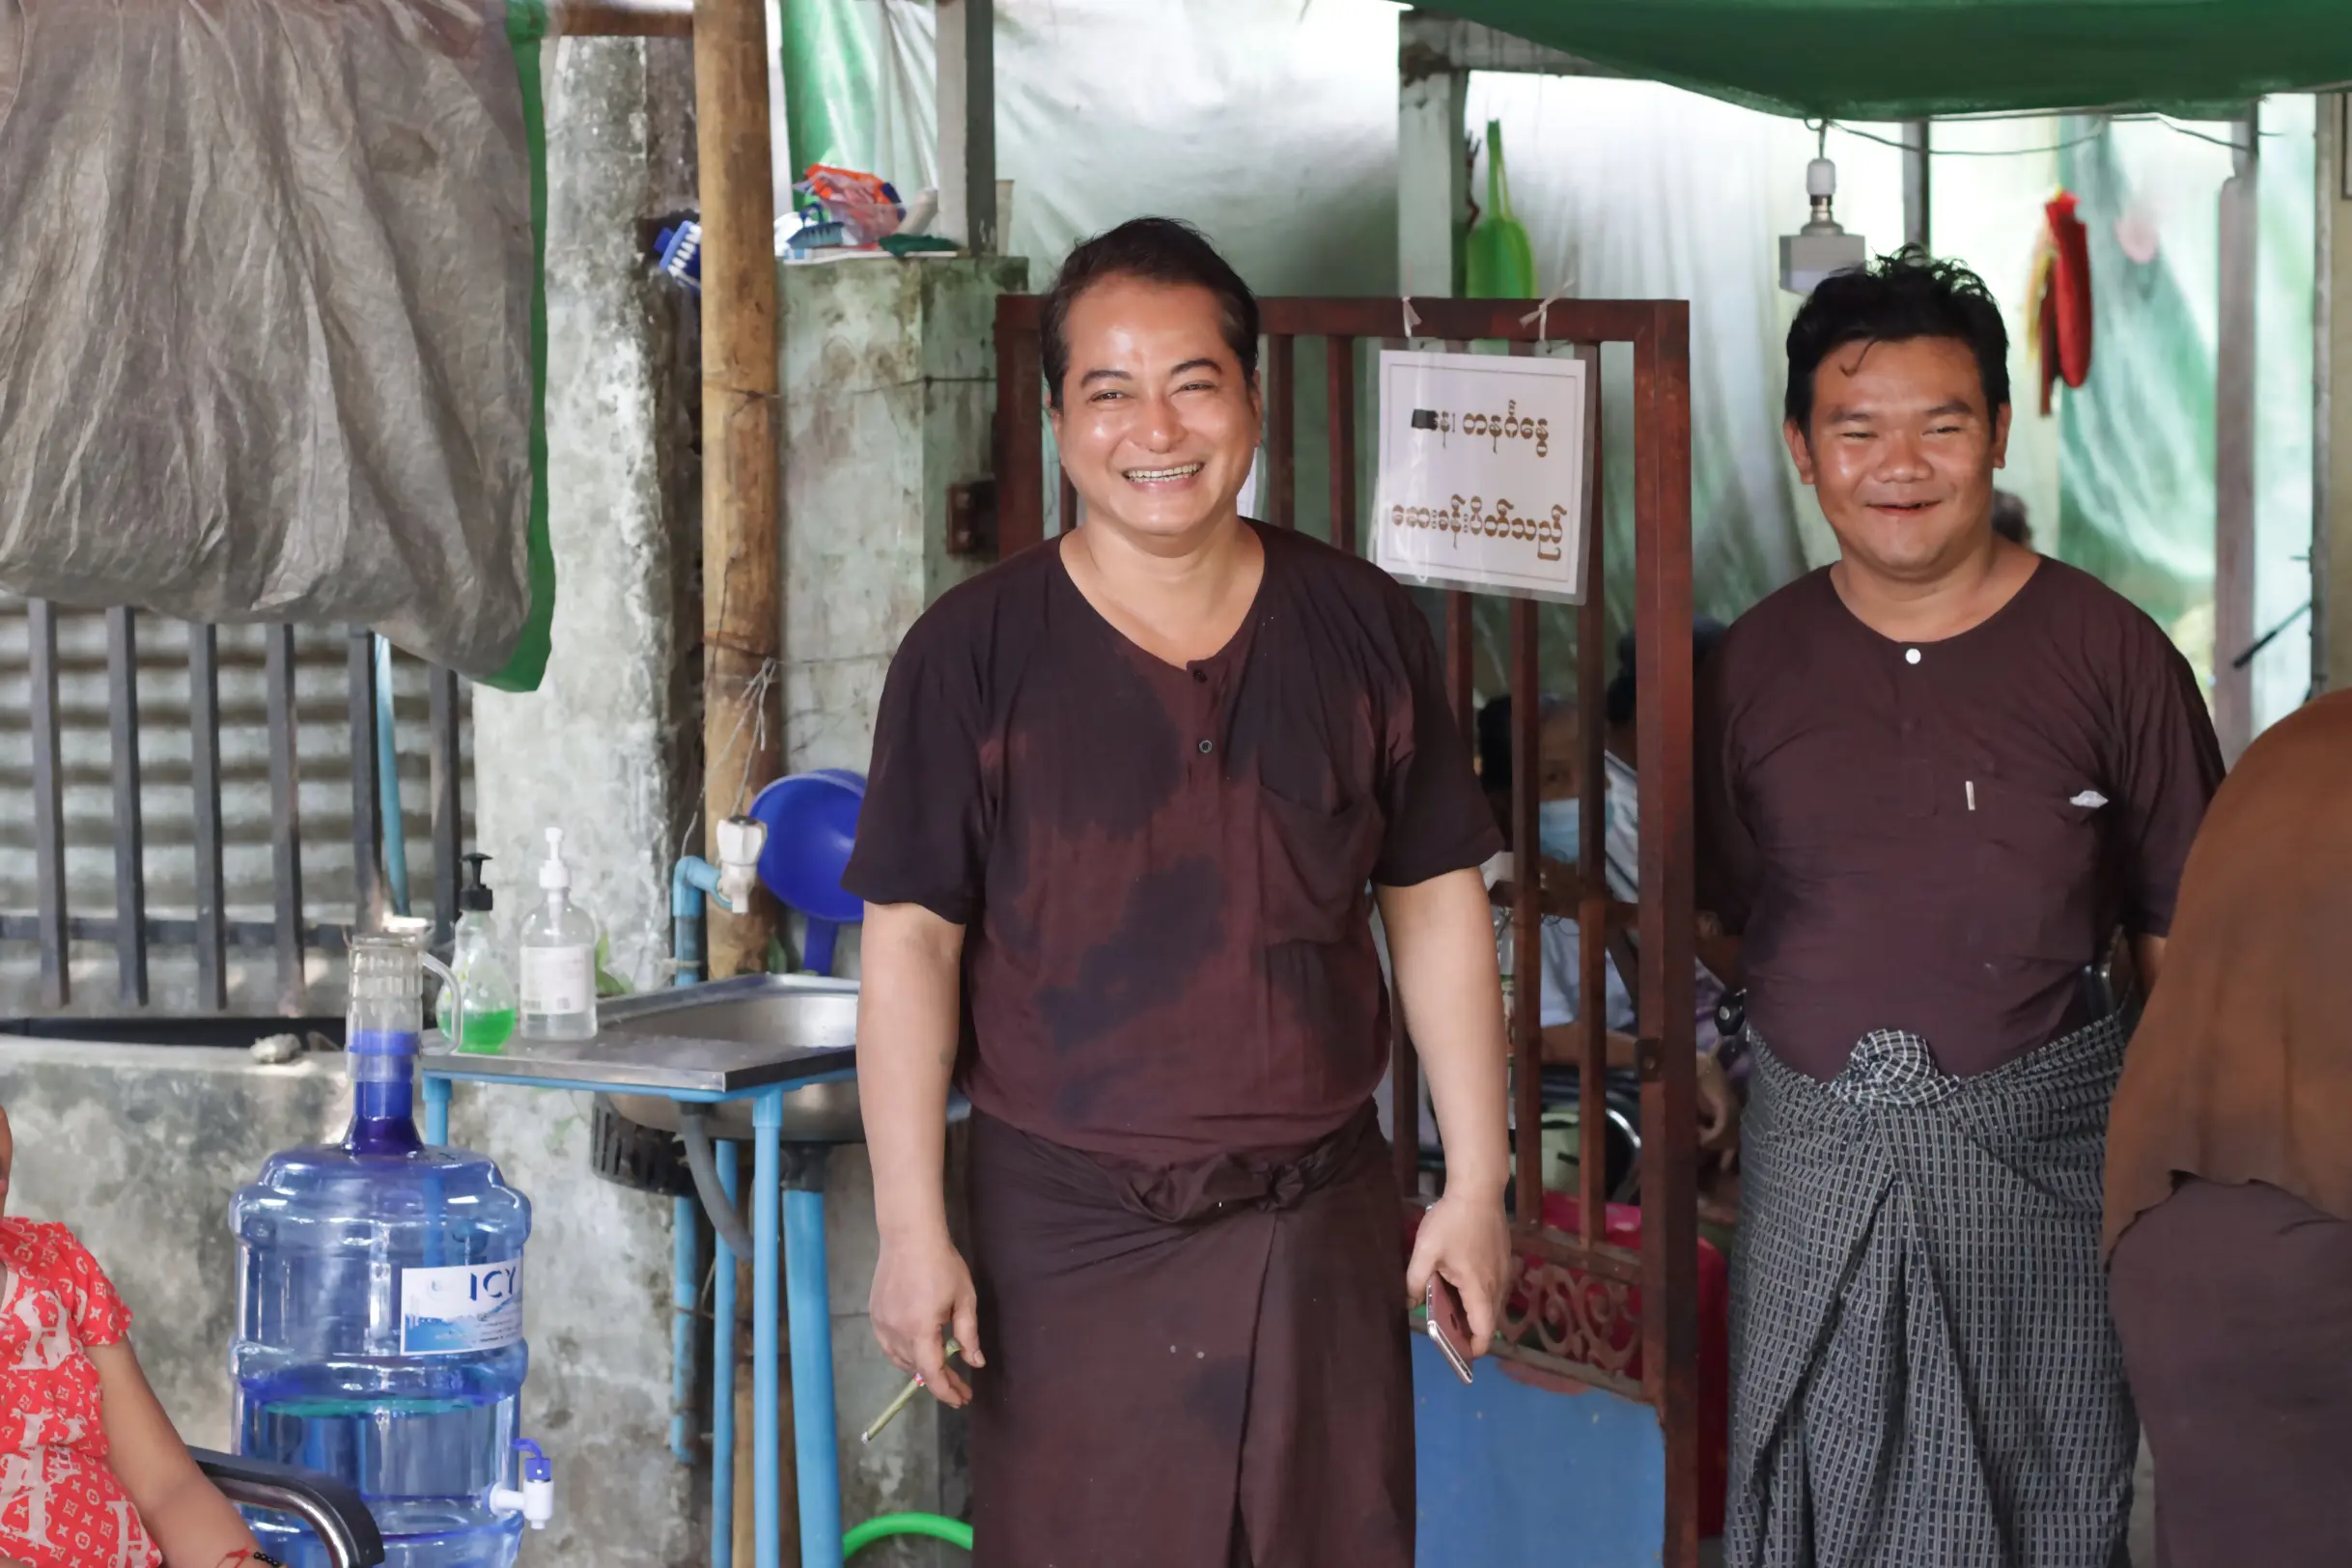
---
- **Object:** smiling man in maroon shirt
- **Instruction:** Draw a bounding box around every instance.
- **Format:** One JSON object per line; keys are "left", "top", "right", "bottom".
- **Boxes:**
{"left": 844, "top": 219, "right": 1512, "bottom": 1567}
{"left": 1703, "top": 253, "right": 2223, "bottom": 1568}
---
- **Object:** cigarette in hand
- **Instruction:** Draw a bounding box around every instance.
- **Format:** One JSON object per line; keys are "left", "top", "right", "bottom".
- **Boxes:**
{"left": 861, "top": 1339, "right": 962, "bottom": 1445}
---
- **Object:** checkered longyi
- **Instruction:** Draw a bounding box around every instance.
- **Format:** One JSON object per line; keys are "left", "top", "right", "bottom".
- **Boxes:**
{"left": 1725, "top": 1015, "right": 2136, "bottom": 1568}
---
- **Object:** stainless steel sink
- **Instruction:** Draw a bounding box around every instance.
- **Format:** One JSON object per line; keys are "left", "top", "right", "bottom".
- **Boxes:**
{"left": 598, "top": 975, "right": 863, "bottom": 1144}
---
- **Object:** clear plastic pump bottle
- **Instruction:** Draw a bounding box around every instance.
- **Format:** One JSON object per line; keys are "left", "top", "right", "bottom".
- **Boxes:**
{"left": 518, "top": 826, "right": 599, "bottom": 1042}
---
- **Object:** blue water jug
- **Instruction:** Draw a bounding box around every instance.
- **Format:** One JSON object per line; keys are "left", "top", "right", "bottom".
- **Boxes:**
{"left": 231, "top": 935, "right": 539, "bottom": 1567}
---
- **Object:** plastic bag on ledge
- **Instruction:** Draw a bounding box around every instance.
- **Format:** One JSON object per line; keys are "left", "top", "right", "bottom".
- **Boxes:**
{"left": 796, "top": 164, "right": 905, "bottom": 247}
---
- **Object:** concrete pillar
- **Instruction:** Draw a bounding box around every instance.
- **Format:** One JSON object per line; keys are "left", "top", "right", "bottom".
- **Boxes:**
{"left": 1901, "top": 121, "right": 1931, "bottom": 253}
{"left": 464, "top": 36, "right": 707, "bottom": 1566}
{"left": 769, "top": 252, "right": 1023, "bottom": 1557}
{"left": 2214, "top": 108, "right": 2258, "bottom": 757}
{"left": 775, "top": 255, "right": 1028, "bottom": 777}
{"left": 1398, "top": 57, "right": 1468, "bottom": 298}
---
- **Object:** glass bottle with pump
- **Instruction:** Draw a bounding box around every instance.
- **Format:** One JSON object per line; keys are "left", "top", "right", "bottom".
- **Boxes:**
{"left": 437, "top": 854, "right": 518, "bottom": 1053}
{"left": 518, "top": 826, "right": 599, "bottom": 1042}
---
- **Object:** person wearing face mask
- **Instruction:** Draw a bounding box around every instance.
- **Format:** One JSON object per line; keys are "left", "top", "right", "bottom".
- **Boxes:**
{"left": 1473, "top": 687, "right": 1740, "bottom": 1160}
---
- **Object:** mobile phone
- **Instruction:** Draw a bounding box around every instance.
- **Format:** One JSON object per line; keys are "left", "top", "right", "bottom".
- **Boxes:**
{"left": 1424, "top": 1276, "right": 1474, "bottom": 1385}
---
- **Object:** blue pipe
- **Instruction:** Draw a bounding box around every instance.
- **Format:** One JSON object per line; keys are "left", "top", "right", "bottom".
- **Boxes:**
{"left": 668, "top": 855, "right": 725, "bottom": 1474}
{"left": 376, "top": 634, "right": 410, "bottom": 917}
{"left": 672, "top": 855, "right": 728, "bottom": 987}
{"left": 712, "top": 1139, "right": 740, "bottom": 1568}
{"left": 753, "top": 1097, "right": 786, "bottom": 1568}
{"left": 783, "top": 1158, "right": 841, "bottom": 1568}
{"left": 670, "top": 1194, "right": 698, "bottom": 1465}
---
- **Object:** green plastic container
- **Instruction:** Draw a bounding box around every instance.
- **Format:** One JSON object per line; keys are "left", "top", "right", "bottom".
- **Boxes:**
{"left": 1466, "top": 118, "right": 1537, "bottom": 300}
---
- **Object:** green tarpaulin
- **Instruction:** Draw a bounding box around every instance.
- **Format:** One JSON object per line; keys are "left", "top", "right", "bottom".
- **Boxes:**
{"left": 1448, "top": 2, "right": 2352, "bottom": 120}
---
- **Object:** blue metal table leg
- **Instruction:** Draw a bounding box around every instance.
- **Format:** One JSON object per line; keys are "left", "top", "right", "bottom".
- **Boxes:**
{"left": 671, "top": 1193, "right": 699, "bottom": 1466}
{"left": 421, "top": 1076, "right": 451, "bottom": 1147}
{"left": 783, "top": 1149, "right": 841, "bottom": 1568}
{"left": 713, "top": 1140, "right": 740, "bottom": 1568}
{"left": 752, "top": 1092, "right": 784, "bottom": 1568}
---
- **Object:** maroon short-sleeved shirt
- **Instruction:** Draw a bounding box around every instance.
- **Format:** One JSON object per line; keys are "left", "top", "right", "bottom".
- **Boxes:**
{"left": 1698, "top": 559, "right": 2223, "bottom": 1079}
{"left": 844, "top": 521, "right": 1501, "bottom": 1159}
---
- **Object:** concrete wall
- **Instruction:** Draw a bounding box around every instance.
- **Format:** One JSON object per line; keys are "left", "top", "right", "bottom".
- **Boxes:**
{"left": 778, "top": 256, "right": 1025, "bottom": 776}
{"left": 0, "top": 36, "right": 1015, "bottom": 1568}
{"left": 0, "top": 1040, "right": 700, "bottom": 1565}
{"left": 771, "top": 254, "right": 1022, "bottom": 1562}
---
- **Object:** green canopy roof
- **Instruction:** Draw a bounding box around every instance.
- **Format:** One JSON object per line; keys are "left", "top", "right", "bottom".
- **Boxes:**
{"left": 1446, "top": 1, "right": 2352, "bottom": 120}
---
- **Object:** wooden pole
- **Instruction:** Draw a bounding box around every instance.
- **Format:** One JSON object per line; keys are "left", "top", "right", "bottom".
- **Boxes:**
{"left": 695, "top": 0, "right": 783, "bottom": 978}
{"left": 2215, "top": 107, "right": 2258, "bottom": 758}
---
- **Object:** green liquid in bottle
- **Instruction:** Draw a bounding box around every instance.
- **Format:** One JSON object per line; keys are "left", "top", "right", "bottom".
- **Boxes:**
{"left": 436, "top": 1000, "right": 518, "bottom": 1054}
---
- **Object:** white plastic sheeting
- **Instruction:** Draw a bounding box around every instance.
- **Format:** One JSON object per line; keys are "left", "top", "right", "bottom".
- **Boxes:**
{"left": 0, "top": 0, "right": 536, "bottom": 678}
{"left": 784, "top": 0, "right": 2313, "bottom": 726}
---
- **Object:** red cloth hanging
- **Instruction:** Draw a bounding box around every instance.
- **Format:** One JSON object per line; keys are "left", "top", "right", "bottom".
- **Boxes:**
{"left": 2030, "top": 190, "right": 2094, "bottom": 414}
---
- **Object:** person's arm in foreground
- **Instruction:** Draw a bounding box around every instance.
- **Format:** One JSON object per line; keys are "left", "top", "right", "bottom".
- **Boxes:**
{"left": 93, "top": 1339, "right": 259, "bottom": 1568}
{"left": 1380, "top": 868, "right": 1514, "bottom": 1356}
{"left": 858, "top": 901, "right": 984, "bottom": 1407}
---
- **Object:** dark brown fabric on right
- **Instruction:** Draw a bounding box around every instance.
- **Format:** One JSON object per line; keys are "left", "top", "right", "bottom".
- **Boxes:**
{"left": 2109, "top": 1178, "right": 2352, "bottom": 1568}
{"left": 964, "top": 1106, "right": 1414, "bottom": 1568}
{"left": 2106, "top": 687, "right": 2352, "bottom": 1250}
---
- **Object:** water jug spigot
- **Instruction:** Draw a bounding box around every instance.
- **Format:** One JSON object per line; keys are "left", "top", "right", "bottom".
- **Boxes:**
{"left": 490, "top": 1439, "right": 555, "bottom": 1530}
{"left": 714, "top": 815, "right": 768, "bottom": 911}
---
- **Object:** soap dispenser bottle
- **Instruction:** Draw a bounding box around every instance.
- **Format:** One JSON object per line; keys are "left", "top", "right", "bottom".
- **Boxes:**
{"left": 518, "top": 827, "right": 601, "bottom": 1042}
{"left": 437, "top": 853, "right": 518, "bottom": 1053}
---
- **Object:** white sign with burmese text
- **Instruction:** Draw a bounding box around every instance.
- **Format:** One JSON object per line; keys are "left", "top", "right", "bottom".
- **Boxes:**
{"left": 1371, "top": 349, "right": 1595, "bottom": 603}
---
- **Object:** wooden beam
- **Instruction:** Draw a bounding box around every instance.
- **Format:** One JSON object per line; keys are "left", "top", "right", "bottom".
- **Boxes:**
{"left": 1400, "top": 9, "right": 1616, "bottom": 79}
{"left": 937, "top": 0, "right": 998, "bottom": 253}
{"left": 552, "top": 0, "right": 694, "bottom": 37}
{"left": 2214, "top": 108, "right": 2258, "bottom": 756}
{"left": 696, "top": 0, "right": 783, "bottom": 978}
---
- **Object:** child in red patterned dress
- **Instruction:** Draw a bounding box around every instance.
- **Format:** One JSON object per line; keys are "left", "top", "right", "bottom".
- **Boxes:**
{"left": 0, "top": 1104, "right": 272, "bottom": 1568}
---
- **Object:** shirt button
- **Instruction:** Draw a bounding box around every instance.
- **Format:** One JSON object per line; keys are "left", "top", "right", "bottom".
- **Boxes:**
{"left": 1191, "top": 668, "right": 1208, "bottom": 684}
{"left": 1198, "top": 740, "right": 1215, "bottom": 755}
{"left": 1904, "top": 648, "right": 1922, "bottom": 665}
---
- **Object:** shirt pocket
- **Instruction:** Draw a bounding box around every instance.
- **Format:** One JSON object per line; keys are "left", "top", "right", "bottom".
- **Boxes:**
{"left": 1255, "top": 785, "right": 1382, "bottom": 946}
{"left": 1977, "top": 779, "right": 2106, "bottom": 959}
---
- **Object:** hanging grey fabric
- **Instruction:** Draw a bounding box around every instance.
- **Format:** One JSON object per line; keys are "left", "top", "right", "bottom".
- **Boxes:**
{"left": 0, "top": 0, "right": 533, "bottom": 678}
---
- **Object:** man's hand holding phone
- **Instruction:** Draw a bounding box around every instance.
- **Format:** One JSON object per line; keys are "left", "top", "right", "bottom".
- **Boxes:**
{"left": 1405, "top": 1190, "right": 1510, "bottom": 1381}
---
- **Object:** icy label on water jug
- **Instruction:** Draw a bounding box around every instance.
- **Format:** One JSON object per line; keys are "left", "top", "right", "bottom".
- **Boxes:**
{"left": 399, "top": 1259, "right": 525, "bottom": 1355}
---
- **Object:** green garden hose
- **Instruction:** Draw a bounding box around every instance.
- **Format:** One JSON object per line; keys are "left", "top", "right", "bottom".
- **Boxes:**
{"left": 844, "top": 1512, "right": 973, "bottom": 1557}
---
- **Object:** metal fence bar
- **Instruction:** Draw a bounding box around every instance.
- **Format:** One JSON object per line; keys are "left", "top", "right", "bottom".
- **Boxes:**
{"left": 1576, "top": 349, "right": 1610, "bottom": 1250}
{"left": 346, "top": 629, "right": 381, "bottom": 931}
{"left": 104, "top": 607, "right": 149, "bottom": 1005}
{"left": 995, "top": 299, "right": 1046, "bottom": 557}
{"left": 189, "top": 623, "right": 229, "bottom": 1010}
{"left": 1631, "top": 304, "right": 1702, "bottom": 1568}
{"left": 1326, "top": 337, "right": 1358, "bottom": 554}
{"left": 1508, "top": 595, "right": 1543, "bottom": 1230}
{"left": 0, "top": 914, "right": 350, "bottom": 952}
{"left": 265, "top": 625, "right": 307, "bottom": 1015}
{"left": 429, "top": 664, "right": 464, "bottom": 945}
{"left": 1265, "top": 334, "right": 1295, "bottom": 530}
{"left": 27, "top": 601, "right": 69, "bottom": 1009}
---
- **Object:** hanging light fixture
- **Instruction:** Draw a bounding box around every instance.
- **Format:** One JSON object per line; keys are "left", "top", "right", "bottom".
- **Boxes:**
{"left": 1780, "top": 125, "right": 1867, "bottom": 294}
